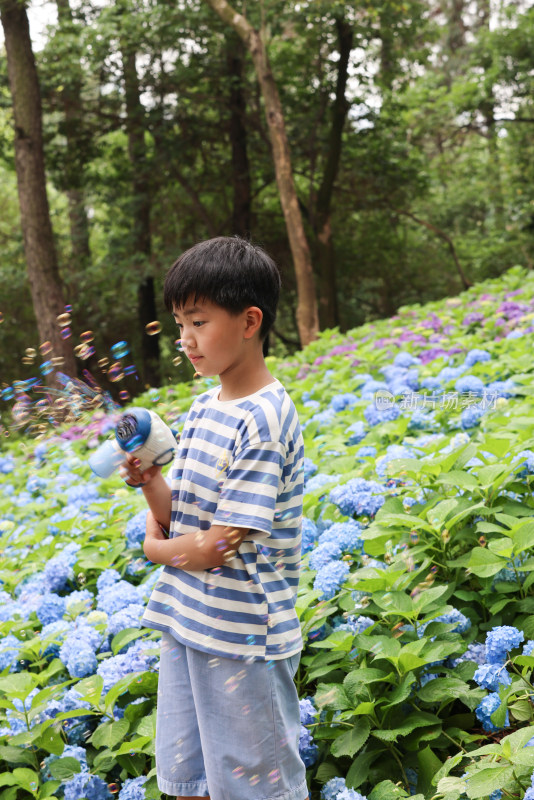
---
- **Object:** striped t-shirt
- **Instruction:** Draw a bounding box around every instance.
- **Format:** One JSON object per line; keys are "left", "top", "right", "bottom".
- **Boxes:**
{"left": 142, "top": 378, "right": 304, "bottom": 661}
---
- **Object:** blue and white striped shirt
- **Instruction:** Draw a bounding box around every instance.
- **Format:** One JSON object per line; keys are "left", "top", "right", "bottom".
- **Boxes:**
{"left": 142, "top": 379, "right": 304, "bottom": 660}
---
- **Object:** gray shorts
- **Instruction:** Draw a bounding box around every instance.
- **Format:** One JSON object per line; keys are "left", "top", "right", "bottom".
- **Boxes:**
{"left": 156, "top": 632, "right": 308, "bottom": 800}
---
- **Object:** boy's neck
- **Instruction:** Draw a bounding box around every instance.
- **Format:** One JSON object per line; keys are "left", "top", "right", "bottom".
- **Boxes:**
{"left": 217, "top": 360, "right": 276, "bottom": 402}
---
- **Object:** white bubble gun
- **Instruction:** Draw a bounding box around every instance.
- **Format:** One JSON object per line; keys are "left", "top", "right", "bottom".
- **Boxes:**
{"left": 89, "top": 408, "right": 178, "bottom": 479}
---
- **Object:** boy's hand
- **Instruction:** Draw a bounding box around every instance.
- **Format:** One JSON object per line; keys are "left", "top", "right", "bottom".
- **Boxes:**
{"left": 118, "top": 453, "right": 162, "bottom": 487}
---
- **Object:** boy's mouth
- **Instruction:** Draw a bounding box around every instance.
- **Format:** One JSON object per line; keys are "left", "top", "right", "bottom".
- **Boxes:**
{"left": 189, "top": 355, "right": 203, "bottom": 363}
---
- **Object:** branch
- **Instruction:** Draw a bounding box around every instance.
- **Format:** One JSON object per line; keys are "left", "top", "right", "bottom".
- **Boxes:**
{"left": 393, "top": 207, "right": 472, "bottom": 289}
{"left": 203, "top": 0, "right": 255, "bottom": 45}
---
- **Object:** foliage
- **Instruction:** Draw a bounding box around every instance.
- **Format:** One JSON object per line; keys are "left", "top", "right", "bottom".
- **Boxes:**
{"left": 2, "top": 265, "right": 534, "bottom": 798}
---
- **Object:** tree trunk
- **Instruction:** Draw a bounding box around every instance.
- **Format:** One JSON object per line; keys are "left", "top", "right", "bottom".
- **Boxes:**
{"left": 203, "top": 0, "right": 319, "bottom": 347}
{"left": 227, "top": 33, "right": 251, "bottom": 237}
{"left": 121, "top": 44, "right": 160, "bottom": 387}
{"left": 0, "top": 0, "right": 77, "bottom": 381}
{"left": 55, "top": 0, "right": 91, "bottom": 272}
{"left": 313, "top": 15, "right": 352, "bottom": 330}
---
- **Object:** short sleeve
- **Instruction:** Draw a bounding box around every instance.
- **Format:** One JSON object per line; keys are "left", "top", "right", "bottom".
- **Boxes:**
{"left": 211, "top": 440, "right": 286, "bottom": 537}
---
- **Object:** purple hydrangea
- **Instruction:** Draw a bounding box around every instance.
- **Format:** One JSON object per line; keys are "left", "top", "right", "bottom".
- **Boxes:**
{"left": 485, "top": 626, "right": 524, "bottom": 665}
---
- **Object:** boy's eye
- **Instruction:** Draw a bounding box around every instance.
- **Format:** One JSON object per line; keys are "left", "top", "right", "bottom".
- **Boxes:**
{"left": 193, "top": 321, "right": 204, "bottom": 327}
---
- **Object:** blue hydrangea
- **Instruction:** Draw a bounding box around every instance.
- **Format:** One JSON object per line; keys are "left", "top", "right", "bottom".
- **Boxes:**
{"left": 485, "top": 626, "right": 524, "bottom": 665}
{"left": 360, "top": 380, "right": 388, "bottom": 399}
{"left": 450, "top": 642, "right": 486, "bottom": 668}
{"left": 420, "top": 609, "right": 471, "bottom": 636}
{"left": 363, "top": 402, "right": 401, "bottom": 426}
{"left": 474, "top": 663, "right": 511, "bottom": 692}
{"left": 455, "top": 375, "right": 485, "bottom": 395}
{"left": 64, "top": 483, "right": 101, "bottom": 508}
{"left": 301, "top": 518, "right": 318, "bottom": 554}
{"left": 420, "top": 377, "right": 442, "bottom": 391}
{"left": 107, "top": 604, "right": 145, "bottom": 637}
{"left": 514, "top": 450, "right": 534, "bottom": 475}
{"left": 97, "top": 569, "right": 121, "bottom": 593}
{"left": 334, "top": 615, "right": 374, "bottom": 635}
{"left": 318, "top": 521, "right": 364, "bottom": 553}
{"left": 0, "top": 456, "right": 14, "bottom": 473}
{"left": 321, "top": 777, "right": 368, "bottom": 800}
{"left": 299, "top": 698, "right": 317, "bottom": 726}
{"left": 330, "top": 393, "right": 358, "bottom": 412}
{"left": 464, "top": 348, "right": 491, "bottom": 368}
{"left": 488, "top": 791, "right": 502, "bottom": 800}
{"left": 309, "top": 541, "right": 342, "bottom": 571}
{"left": 345, "top": 421, "right": 367, "bottom": 445}
{"left": 302, "top": 458, "right": 318, "bottom": 480}
{"left": 63, "top": 772, "right": 111, "bottom": 800}
{"left": 307, "top": 408, "right": 336, "bottom": 430}
{"left": 41, "top": 745, "right": 89, "bottom": 781}
{"left": 305, "top": 473, "right": 341, "bottom": 493}
{"left": 437, "top": 365, "right": 467, "bottom": 383}
{"left": 299, "top": 725, "right": 318, "bottom": 767}
{"left": 375, "top": 444, "right": 416, "bottom": 478}
{"left": 65, "top": 590, "right": 94, "bottom": 613}
{"left": 36, "top": 593, "right": 66, "bottom": 626}
{"left": 487, "top": 379, "right": 516, "bottom": 399}
{"left": 0, "top": 634, "right": 22, "bottom": 671}
{"left": 125, "top": 510, "right": 148, "bottom": 549}
{"left": 393, "top": 352, "right": 421, "bottom": 368}
{"left": 97, "top": 579, "right": 142, "bottom": 615}
{"left": 329, "top": 478, "right": 385, "bottom": 518}
{"left": 118, "top": 776, "right": 147, "bottom": 800}
{"left": 303, "top": 399, "right": 320, "bottom": 410}
{"left": 357, "top": 446, "right": 377, "bottom": 459}
{"left": 313, "top": 560, "right": 350, "bottom": 600}
{"left": 96, "top": 639, "right": 158, "bottom": 691}
{"left": 26, "top": 476, "right": 48, "bottom": 494}
{"left": 524, "top": 641, "right": 534, "bottom": 657}
{"left": 475, "top": 692, "right": 509, "bottom": 732}
{"left": 460, "top": 404, "right": 486, "bottom": 429}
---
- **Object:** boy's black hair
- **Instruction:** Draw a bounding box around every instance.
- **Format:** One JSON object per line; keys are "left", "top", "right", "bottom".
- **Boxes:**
{"left": 163, "top": 237, "right": 281, "bottom": 341}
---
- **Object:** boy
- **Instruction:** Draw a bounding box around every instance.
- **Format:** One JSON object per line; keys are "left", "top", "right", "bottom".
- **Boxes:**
{"left": 121, "top": 237, "right": 308, "bottom": 800}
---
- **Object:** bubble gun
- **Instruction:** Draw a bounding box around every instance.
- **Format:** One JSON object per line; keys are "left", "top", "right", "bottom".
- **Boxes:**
{"left": 89, "top": 408, "right": 178, "bottom": 479}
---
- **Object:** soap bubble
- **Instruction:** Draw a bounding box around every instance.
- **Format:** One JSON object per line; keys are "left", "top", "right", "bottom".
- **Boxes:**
{"left": 80, "top": 331, "right": 94, "bottom": 343}
{"left": 51, "top": 357, "right": 64, "bottom": 366}
{"left": 56, "top": 312, "right": 71, "bottom": 327}
{"left": 40, "top": 361, "right": 54, "bottom": 376}
{"left": 268, "top": 770, "right": 280, "bottom": 784}
{"left": 108, "top": 363, "right": 124, "bottom": 382}
{"left": 111, "top": 341, "right": 129, "bottom": 359}
{"left": 173, "top": 356, "right": 182, "bottom": 366}
{"left": 0, "top": 312, "right": 3, "bottom": 323}
{"left": 1, "top": 387, "right": 14, "bottom": 401}
{"left": 119, "top": 390, "right": 130, "bottom": 401}
{"left": 124, "top": 365, "right": 137, "bottom": 376}
{"left": 98, "top": 357, "right": 109, "bottom": 369}
{"left": 60, "top": 327, "right": 72, "bottom": 340}
{"left": 232, "top": 767, "right": 244, "bottom": 779}
{"left": 25, "top": 348, "right": 36, "bottom": 358}
{"left": 249, "top": 775, "right": 260, "bottom": 786}
{"left": 39, "top": 341, "right": 52, "bottom": 356}
{"left": 146, "top": 321, "right": 162, "bottom": 335}
{"left": 64, "top": 304, "right": 72, "bottom": 312}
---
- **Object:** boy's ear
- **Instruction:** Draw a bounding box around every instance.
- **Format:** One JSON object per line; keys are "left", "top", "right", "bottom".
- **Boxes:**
{"left": 243, "top": 306, "right": 263, "bottom": 339}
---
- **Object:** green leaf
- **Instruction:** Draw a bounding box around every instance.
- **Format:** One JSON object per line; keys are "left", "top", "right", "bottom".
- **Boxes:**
{"left": 40, "top": 780, "right": 61, "bottom": 797}
{"left": 75, "top": 674, "right": 104, "bottom": 705}
{"left": 417, "top": 746, "right": 442, "bottom": 795}
{"left": 465, "top": 766, "right": 514, "bottom": 798}
{"left": 11, "top": 768, "right": 39, "bottom": 794}
{"left": 111, "top": 628, "right": 147, "bottom": 656}
{"left": 33, "top": 726, "right": 65, "bottom": 755}
{"left": 344, "top": 668, "right": 393, "bottom": 704}
{"left": 91, "top": 718, "right": 130, "bottom": 750}
{"left": 315, "top": 762, "right": 341, "bottom": 784}
{"left": 0, "top": 745, "right": 37, "bottom": 766}
{"left": 382, "top": 673, "right": 416, "bottom": 709}
{"left": 467, "top": 547, "right": 507, "bottom": 577}
{"left": 330, "top": 718, "right": 370, "bottom": 758}
{"left": 417, "top": 677, "right": 471, "bottom": 704}
{"left": 0, "top": 672, "right": 39, "bottom": 700}
{"left": 48, "top": 757, "right": 81, "bottom": 782}
{"left": 346, "top": 749, "right": 382, "bottom": 789}
{"left": 372, "top": 711, "right": 440, "bottom": 742}
{"left": 435, "top": 471, "right": 479, "bottom": 489}
{"left": 368, "top": 780, "right": 411, "bottom": 799}
{"left": 113, "top": 735, "right": 152, "bottom": 756}
{"left": 315, "top": 683, "right": 351, "bottom": 711}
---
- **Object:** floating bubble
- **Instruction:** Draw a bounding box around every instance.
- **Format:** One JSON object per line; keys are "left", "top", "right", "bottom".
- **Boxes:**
{"left": 21, "top": 356, "right": 34, "bottom": 365}
{"left": 74, "top": 343, "right": 89, "bottom": 358}
{"left": 124, "top": 365, "right": 137, "bottom": 376}
{"left": 268, "top": 769, "right": 281, "bottom": 784}
{"left": 0, "top": 312, "right": 3, "bottom": 323}
{"left": 108, "top": 784, "right": 119, "bottom": 794}
{"left": 80, "top": 346, "right": 95, "bottom": 360}
{"left": 211, "top": 566, "right": 222, "bottom": 577}
{"left": 175, "top": 338, "right": 184, "bottom": 351}
{"left": 64, "top": 304, "right": 72, "bottom": 312}
{"left": 80, "top": 331, "right": 94, "bottom": 343}
{"left": 232, "top": 767, "right": 244, "bottom": 779}
{"left": 224, "top": 675, "right": 240, "bottom": 693}
{"left": 173, "top": 356, "right": 182, "bottom": 366}
{"left": 409, "top": 531, "right": 419, "bottom": 544}
{"left": 145, "top": 321, "right": 162, "bottom": 335}
{"left": 25, "top": 348, "right": 36, "bottom": 358}
{"left": 98, "top": 357, "right": 109, "bottom": 369}
{"left": 0, "top": 387, "right": 13, "bottom": 401}
{"left": 246, "top": 635, "right": 255, "bottom": 646}
{"left": 249, "top": 775, "right": 260, "bottom": 786}
{"left": 60, "top": 327, "right": 72, "bottom": 340}
{"left": 56, "top": 312, "right": 71, "bottom": 327}
{"left": 40, "top": 361, "right": 54, "bottom": 376}
{"left": 242, "top": 704, "right": 251, "bottom": 714}
{"left": 39, "top": 341, "right": 52, "bottom": 356}
{"left": 108, "top": 363, "right": 124, "bottom": 382}
{"left": 208, "top": 658, "right": 220, "bottom": 669}
{"left": 51, "top": 357, "right": 64, "bottom": 367}
{"left": 119, "top": 390, "right": 130, "bottom": 401}
{"left": 215, "top": 538, "right": 227, "bottom": 552}
{"left": 111, "top": 340, "right": 129, "bottom": 359}
{"left": 223, "top": 549, "right": 236, "bottom": 561}
{"left": 479, "top": 535, "right": 486, "bottom": 547}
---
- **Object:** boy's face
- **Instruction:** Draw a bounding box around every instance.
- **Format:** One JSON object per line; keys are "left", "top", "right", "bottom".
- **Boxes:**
{"left": 172, "top": 298, "right": 261, "bottom": 378}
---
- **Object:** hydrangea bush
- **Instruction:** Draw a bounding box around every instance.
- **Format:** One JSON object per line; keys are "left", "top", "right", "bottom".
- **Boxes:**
{"left": 3, "top": 266, "right": 534, "bottom": 798}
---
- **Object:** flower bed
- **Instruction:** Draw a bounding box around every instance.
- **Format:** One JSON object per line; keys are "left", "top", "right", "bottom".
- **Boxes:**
{"left": 2, "top": 265, "right": 534, "bottom": 799}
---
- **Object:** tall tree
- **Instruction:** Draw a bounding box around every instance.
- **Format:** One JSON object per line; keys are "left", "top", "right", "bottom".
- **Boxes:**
{"left": 227, "top": 32, "right": 251, "bottom": 237}
{"left": 203, "top": 0, "right": 318, "bottom": 347}
{"left": 0, "top": 0, "right": 76, "bottom": 381}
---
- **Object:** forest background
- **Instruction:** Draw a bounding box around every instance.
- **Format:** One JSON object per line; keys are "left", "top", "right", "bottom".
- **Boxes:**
{"left": 1, "top": 0, "right": 533, "bottom": 403}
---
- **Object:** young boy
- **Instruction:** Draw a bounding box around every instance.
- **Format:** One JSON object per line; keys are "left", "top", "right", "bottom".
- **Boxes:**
{"left": 121, "top": 237, "right": 308, "bottom": 800}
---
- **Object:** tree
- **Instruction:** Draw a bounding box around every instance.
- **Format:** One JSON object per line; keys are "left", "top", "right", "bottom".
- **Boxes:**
{"left": 0, "top": 0, "right": 76, "bottom": 382}
{"left": 203, "top": 0, "right": 319, "bottom": 347}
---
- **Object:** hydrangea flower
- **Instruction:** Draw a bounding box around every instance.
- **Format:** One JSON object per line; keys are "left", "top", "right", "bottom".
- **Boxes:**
{"left": 455, "top": 376, "right": 485, "bottom": 395}
{"left": 313, "top": 560, "right": 350, "bottom": 600}
{"left": 97, "top": 569, "right": 121, "bottom": 593}
{"left": 330, "top": 393, "right": 358, "bottom": 412}
{"left": 474, "top": 663, "right": 511, "bottom": 692}
{"left": 475, "top": 692, "right": 509, "bottom": 732}
{"left": 302, "top": 458, "right": 318, "bottom": 480}
{"left": 96, "top": 639, "right": 158, "bottom": 692}
{"left": 36, "top": 593, "right": 66, "bottom": 626}
{"left": 125, "top": 510, "right": 148, "bottom": 549}
{"left": 357, "top": 446, "right": 377, "bottom": 459}
{"left": 363, "top": 402, "right": 401, "bottom": 426}
{"left": 450, "top": 641, "right": 486, "bottom": 668}
{"left": 97, "top": 579, "right": 142, "bottom": 616}
{"left": 0, "top": 634, "right": 22, "bottom": 671}
{"left": 309, "top": 541, "right": 342, "bottom": 571}
{"left": 321, "top": 777, "right": 368, "bottom": 800}
{"left": 334, "top": 615, "right": 374, "bottom": 635}
{"left": 329, "top": 478, "right": 385, "bottom": 518}
{"left": 118, "top": 776, "right": 147, "bottom": 800}
{"left": 305, "top": 473, "right": 341, "bottom": 493}
{"left": 345, "top": 421, "right": 367, "bottom": 445}
{"left": 299, "top": 698, "right": 317, "bottom": 726}
{"left": 464, "top": 348, "right": 491, "bottom": 367}
{"left": 301, "top": 518, "right": 318, "bottom": 555}
{"left": 485, "top": 626, "right": 524, "bottom": 665}
{"left": 63, "top": 772, "right": 111, "bottom": 800}
{"left": 318, "top": 521, "right": 363, "bottom": 553}
{"left": 460, "top": 404, "right": 486, "bottom": 430}
{"left": 107, "top": 603, "right": 145, "bottom": 637}
{"left": 299, "top": 726, "right": 318, "bottom": 767}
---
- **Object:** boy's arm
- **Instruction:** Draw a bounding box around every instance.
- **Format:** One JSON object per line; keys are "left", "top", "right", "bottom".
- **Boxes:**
{"left": 143, "top": 511, "right": 247, "bottom": 570}
{"left": 120, "top": 456, "right": 172, "bottom": 531}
